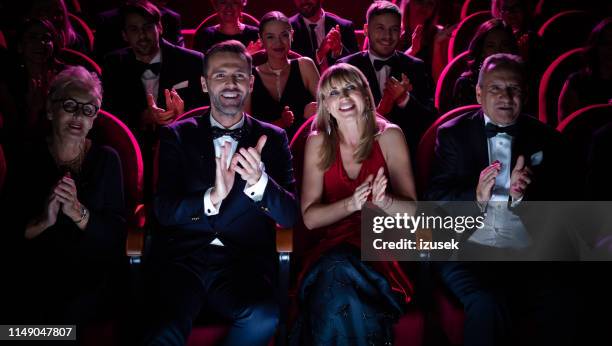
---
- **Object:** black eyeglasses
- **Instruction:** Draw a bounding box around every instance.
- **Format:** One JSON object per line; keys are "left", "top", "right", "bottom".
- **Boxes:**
{"left": 53, "top": 98, "right": 99, "bottom": 117}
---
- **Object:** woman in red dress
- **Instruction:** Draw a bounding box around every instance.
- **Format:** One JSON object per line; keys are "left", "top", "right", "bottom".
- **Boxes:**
{"left": 291, "top": 63, "right": 417, "bottom": 346}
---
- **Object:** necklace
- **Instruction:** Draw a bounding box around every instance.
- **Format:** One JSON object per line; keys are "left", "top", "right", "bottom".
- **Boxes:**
{"left": 49, "top": 138, "right": 86, "bottom": 175}
{"left": 265, "top": 61, "right": 289, "bottom": 100}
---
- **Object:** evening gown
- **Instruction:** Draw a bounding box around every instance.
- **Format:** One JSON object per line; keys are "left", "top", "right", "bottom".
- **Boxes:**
{"left": 251, "top": 59, "right": 314, "bottom": 140}
{"left": 290, "top": 140, "right": 413, "bottom": 346}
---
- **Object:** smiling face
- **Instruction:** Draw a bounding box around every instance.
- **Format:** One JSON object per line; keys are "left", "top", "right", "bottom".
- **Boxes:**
{"left": 319, "top": 69, "right": 372, "bottom": 124}
{"left": 20, "top": 21, "right": 55, "bottom": 64}
{"left": 50, "top": 86, "right": 100, "bottom": 140}
{"left": 261, "top": 20, "right": 292, "bottom": 58}
{"left": 365, "top": 12, "right": 401, "bottom": 58}
{"left": 214, "top": 0, "right": 244, "bottom": 24}
{"left": 477, "top": 67, "right": 524, "bottom": 125}
{"left": 294, "top": 0, "right": 322, "bottom": 19}
{"left": 122, "top": 12, "right": 161, "bottom": 60}
{"left": 202, "top": 51, "right": 254, "bottom": 118}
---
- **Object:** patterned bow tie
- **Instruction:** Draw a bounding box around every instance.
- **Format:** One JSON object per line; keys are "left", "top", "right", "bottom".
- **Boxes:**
{"left": 485, "top": 122, "right": 519, "bottom": 138}
{"left": 373, "top": 58, "right": 394, "bottom": 71}
{"left": 137, "top": 61, "right": 161, "bottom": 75}
{"left": 211, "top": 126, "right": 246, "bottom": 141}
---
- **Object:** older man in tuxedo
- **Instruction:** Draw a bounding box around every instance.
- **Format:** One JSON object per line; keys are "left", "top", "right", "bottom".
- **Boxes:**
{"left": 142, "top": 40, "right": 298, "bottom": 346}
{"left": 425, "top": 53, "right": 578, "bottom": 346}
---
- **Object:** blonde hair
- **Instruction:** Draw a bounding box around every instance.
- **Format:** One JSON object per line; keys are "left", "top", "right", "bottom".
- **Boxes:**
{"left": 314, "top": 63, "right": 379, "bottom": 171}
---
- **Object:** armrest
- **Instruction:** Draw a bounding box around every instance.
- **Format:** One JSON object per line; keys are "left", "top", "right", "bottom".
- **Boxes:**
{"left": 276, "top": 225, "right": 293, "bottom": 253}
{"left": 126, "top": 204, "right": 146, "bottom": 261}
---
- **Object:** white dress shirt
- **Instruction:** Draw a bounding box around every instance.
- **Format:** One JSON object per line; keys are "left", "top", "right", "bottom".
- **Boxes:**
{"left": 203, "top": 114, "right": 269, "bottom": 246}
{"left": 140, "top": 52, "right": 161, "bottom": 103}
{"left": 368, "top": 50, "right": 411, "bottom": 108}
{"left": 468, "top": 114, "right": 531, "bottom": 249}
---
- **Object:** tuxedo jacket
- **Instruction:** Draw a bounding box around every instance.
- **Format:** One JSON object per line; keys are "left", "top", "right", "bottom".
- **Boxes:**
{"left": 94, "top": 6, "right": 184, "bottom": 61}
{"left": 102, "top": 39, "right": 206, "bottom": 133}
{"left": 425, "top": 109, "right": 579, "bottom": 256}
{"left": 289, "top": 12, "right": 358, "bottom": 65}
{"left": 338, "top": 50, "right": 437, "bottom": 162}
{"left": 153, "top": 110, "right": 298, "bottom": 261}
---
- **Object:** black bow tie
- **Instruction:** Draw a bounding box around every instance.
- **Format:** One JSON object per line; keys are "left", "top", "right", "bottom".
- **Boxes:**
{"left": 485, "top": 122, "right": 519, "bottom": 138}
{"left": 137, "top": 61, "right": 161, "bottom": 75}
{"left": 211, "top": 126, "right": 246, "bottom": 141}
{"left": 373, "top": 58, "right": 394, "bottom": 71}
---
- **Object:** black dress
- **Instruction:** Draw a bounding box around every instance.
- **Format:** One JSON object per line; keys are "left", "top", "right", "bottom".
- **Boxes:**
{"left": 3, "top": 141, "right": 126, "bottom": 325}
{"left": 193, "top": 24, "right": 259, "bottom": 54}
{"left": 251, "top": 59, "right": 314, "bottom": 140}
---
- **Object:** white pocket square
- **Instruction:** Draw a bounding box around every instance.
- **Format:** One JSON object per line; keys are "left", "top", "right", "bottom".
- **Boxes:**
{"left": 172, "top": 80, "right": 189, "bottom": 90}
{"left": 530, "top": 151, "right": 543, "bottom": 166}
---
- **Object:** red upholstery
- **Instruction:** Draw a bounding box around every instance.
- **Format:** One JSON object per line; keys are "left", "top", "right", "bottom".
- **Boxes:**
{"left": 0, "top": 30, "right": 6, "bottom": 49}
{"left": 537, "top": 10, "right": 597, "bottom": 66}
{"left": 460, "top": 0, "right": 492, "bottom": 20}
{"left": 416, "top": 104, "right": 481, "bottom": 197}
{"left": 195, "top": 12, "right": 260, "bottom": 34}
{"left": 448, "top": 11, "right": 492, "bottom": 61}
{"left": 0, "top": 144, "right": 6, "bottom": 194}
{"left": 251, "top": 50, "right": 302, "bottom": 67}
{"left": 68, "top": 13, "right": 95, "bottom": 52}
{"left": 58, "top": 48, "right": 102, "bottom": 76}
{"left": 557, "top": 103, "right": 612, "bottom": 162}
{"left": 537, "top": 47, "right": 584, "bottom": 127}
{"left": 288, "top": 116, "right": 424, "bottom": 346}
{"left": 434, "top": 51, "right": 471, "bottom": 115}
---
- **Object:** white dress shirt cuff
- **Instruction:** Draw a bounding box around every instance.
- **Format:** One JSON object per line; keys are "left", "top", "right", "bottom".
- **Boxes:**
{"left": 244, "top": 167, "right": 268, "bottom": 202}
{"left": 204, "top": 187, "right": 221, "bottom": 216}
{"left": 510, "top": 195, "right": 523, "bottom": 208}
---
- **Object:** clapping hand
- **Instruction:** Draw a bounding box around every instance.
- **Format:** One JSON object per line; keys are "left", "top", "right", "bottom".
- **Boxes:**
{"left": 280, "top": 106, "right": 295, "bottom": 128}
{"left": 211, "top": 142, "right": 236, "bottom": 205}
{"left": 232, "top": 135, "right": 267, "bottom": 186}
{"left": 53, "top": 173, "right": 83, "bottom": 223}
{"left": 145, "top": 89, "right": 184, "bottom": 126}
{"left": 246, "top": 39, "right": 263, "bottom": 55}
{"left": 346, "top": 174, "right": 373, "bottom": 212}
{"left": 476, "top": 160, "right": 501, "bottom": 205}
{"left": 383, "top": 73, "right": 413, "bottom": 105}
{"left": 510, "top": 155, "right": 533, "bottom": 200}
{"left": 371, "top": 167, "right": 390, "bottom": 208}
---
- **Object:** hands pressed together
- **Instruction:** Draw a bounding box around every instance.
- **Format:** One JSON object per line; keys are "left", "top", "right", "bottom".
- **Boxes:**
{"left": 346, "top": 167, "right": 390, "bottom": 212}
{"left": 210, "top": 135, "right": 268, "bottom": 205}
{"left": 476, "top": 155, "right": 533, "bottom": 207}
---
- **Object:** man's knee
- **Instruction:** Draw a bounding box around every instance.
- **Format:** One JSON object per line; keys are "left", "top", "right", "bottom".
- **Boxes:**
{"left": 234, "top": 300, "right": 279, "bottom": 332}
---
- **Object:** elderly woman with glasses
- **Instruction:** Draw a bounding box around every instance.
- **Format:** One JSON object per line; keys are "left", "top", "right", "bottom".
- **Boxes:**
{"left": 8, "top": 65, "right": 126, "bottom": 326}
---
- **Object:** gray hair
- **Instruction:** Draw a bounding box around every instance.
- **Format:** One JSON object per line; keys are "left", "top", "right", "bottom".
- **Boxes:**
{"left": 477, "top": 53, "right": 526, "bottom": 87}
{"left": 47, "top": 66, "right": 103, "bottom": 106}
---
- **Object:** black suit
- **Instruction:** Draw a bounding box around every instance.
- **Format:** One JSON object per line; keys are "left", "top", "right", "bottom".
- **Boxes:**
{"left": 289, "top": 12, "right": 358, "bottom": 66}
{"left": 425, "top": 109, "right": 578, "bottom": 346}
{"left": 93, "top": 6, "right": 184, "bottom": 62}
{"left": 143, "top": 110, "right": 298, "bottom": 345}
{"left": 338, "top": 50, "right": 437, "bottom": 163}
{"left": 102, "top": 39, "right": 206, "bottom": 136}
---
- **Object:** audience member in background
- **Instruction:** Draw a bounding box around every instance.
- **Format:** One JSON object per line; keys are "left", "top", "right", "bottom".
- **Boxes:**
{"left": 7, "top": 66, "right": 125, "bottom": 332}
{"left": 26, "top": 0, "right": 90, "bottom": 53}
{"left": 193, "top": 0, "right": 260, "bottom": 55}
{"left": 339, "top": 0, "right": 436, "bottom": 166}
{"left": 292, "top": 63, "right": 416, "bottom": 345}
{"left": 102, "top": 1, "right": 204, "bottom": 199}
{"left": 0, "top": 19, "right": 65, "bottom": 148}
{"left": 586, "top": 121, "right": 612, "bottom": 200}
{"left": 289, "top": 0, "right": 359, "bottom": 70}
{"left": 426, "top": 54, "right": 577, "bottom": 346}
{"left": 94, "top": 0, "right": 184, "bottom": 61}
{"left": 452, "top": 19, "right": 518, "bottom": 109}
{"left": 397, "top": 0, "right": 452, "bottom": 82}
{"left": 558, "top": 18, "right": 612, "bottom": 121}
{"left": 246, "top": 11, "right": 319, "bottom": 139}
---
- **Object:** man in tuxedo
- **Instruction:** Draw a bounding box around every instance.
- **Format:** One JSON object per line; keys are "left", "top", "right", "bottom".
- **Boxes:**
{"left": 425, "top": 53, "right": 577, "bottom": 346}
{"left": 94, "top": 0, "right": 184, "bottom": 61}
{"left": 144, "top": 40, "right": 298, "bottom": 345}
{"left": 289, "top": 0, "right": 358, "bottom": 68}
{"left": 337, "top": 0, "right": 436, "bottom": 163}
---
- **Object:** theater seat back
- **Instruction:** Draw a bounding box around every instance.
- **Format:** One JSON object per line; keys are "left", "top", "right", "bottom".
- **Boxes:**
{"left": 435, "top": 51, "right": 471, "bottom": 115}
{"left": 448, "top": 11, "right": 492, "bottom": 61}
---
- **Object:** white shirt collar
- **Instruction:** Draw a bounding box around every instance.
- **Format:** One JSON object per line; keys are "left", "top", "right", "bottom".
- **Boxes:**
{"left": 483, "top": 113, "right": 517, "bottom": 127}
{"left": 210, "top": 113, "right": 245, "bottom": 130}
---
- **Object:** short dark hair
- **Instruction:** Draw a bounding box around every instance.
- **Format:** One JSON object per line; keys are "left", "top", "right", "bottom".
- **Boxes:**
{"left": 467, "top": 19, "right": 518, "bottom": 73}
{"left": 258, "top": 11, "right": 290, "bottom": 35}
{"left": 366, "top": 1, "right": 401, "bottom": 24}
{"left": 477, "top": 53, "right": 526, "bottom": 87}
{"left": 120, "top": 0, "right": 161, "bottom": 28}
{"left": 203, "top": 40, "right": 253, "bottom": 76}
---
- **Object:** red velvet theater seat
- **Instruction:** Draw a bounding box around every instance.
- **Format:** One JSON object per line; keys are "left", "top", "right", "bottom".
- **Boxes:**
{"left": 434, "top": 51, "right": 471, "bottom": 115}
{"left": 448, "top": 11, "right": 492, "bottom": 61}
{"left": 58, "top": 47, "right": 103, "bottom": 76}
